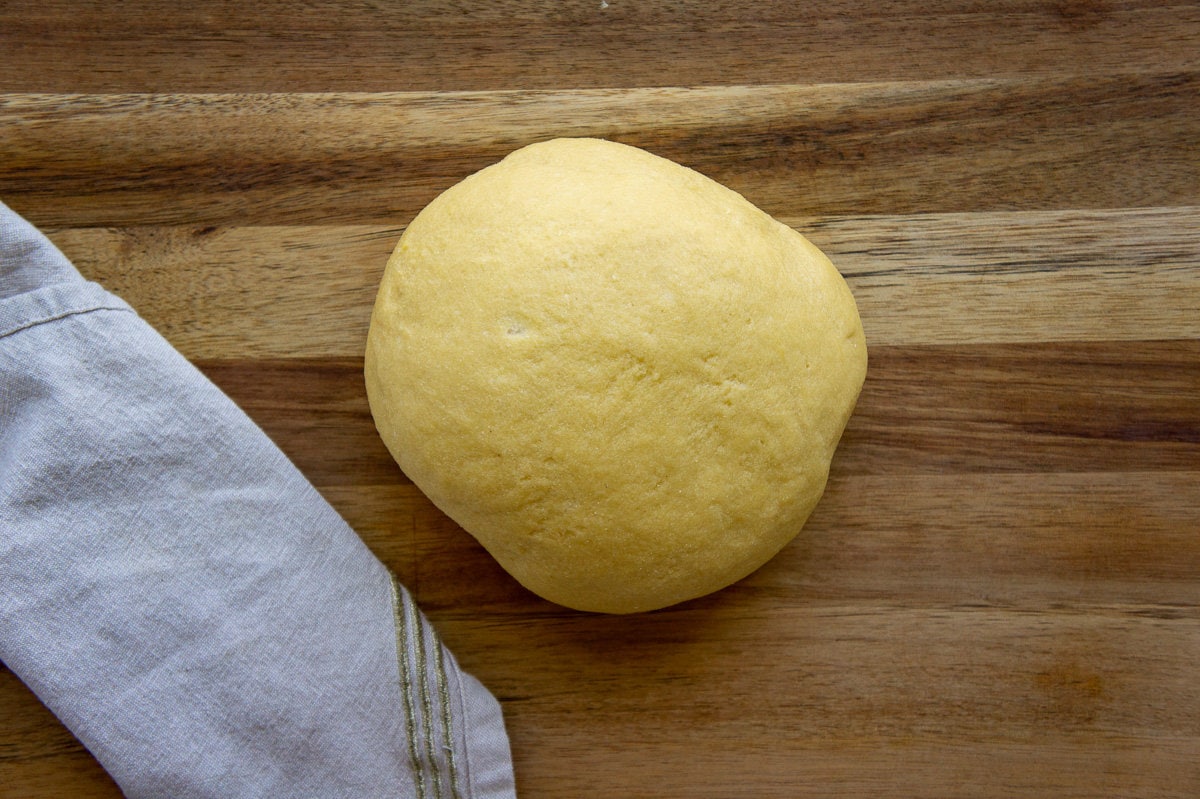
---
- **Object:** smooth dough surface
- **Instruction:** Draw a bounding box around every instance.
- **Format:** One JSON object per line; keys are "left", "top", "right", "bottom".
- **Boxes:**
{"left": 365, "top": 138, "right": 866, "bottom": 613}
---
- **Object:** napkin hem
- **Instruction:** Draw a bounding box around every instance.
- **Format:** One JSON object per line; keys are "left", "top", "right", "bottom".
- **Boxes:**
{"left": 0, "top": 281, "right": 133, "bottom": 341}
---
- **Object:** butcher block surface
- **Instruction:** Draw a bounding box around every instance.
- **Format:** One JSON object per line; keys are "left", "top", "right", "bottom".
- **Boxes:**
{"left": 1, "top": 2, "right": 1198, "bottom": 796}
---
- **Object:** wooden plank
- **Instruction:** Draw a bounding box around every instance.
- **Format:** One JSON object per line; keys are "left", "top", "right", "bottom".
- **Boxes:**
{"left": 3, "top": 75, "right": 1198, "bottom": 226}
{"left": 288, "top": 470, "right": 1200, "bottom": 624}
{"left": 454, "top": 605, "right": 1200, "bottom": 736}
{"left": 402, "top": 470, "right": 1200, "bottom": 616}
{"left": 1, "top": 1, "right": 1197, "bottom": 92}
{"left": 37, "top": 207, "right": 1200, "bottom": 359}
{"left": 192, "top": 340, "right": 1200, "bottom": 491}
{"left": 495, "top": 735, "right": 1200, "bottom": 798}
{"left": 437, "top": 604, "right": 1200, "bottom": 797}
{"left": 839, "top": 341, "right": 1200, "bottom": 474}
{"left": 814, "top": 208, "right": 1200, "bottom": 346}
{"left": 755, "top": 471, "right": 1200, "bottom": 608}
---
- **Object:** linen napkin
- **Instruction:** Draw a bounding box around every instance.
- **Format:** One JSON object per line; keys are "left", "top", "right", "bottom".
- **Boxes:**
{"left": 0, "top": 200, "right": 516, "bottom": 799}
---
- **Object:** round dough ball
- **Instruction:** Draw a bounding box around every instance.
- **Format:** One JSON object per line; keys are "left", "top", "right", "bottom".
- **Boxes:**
{"left": 365, "top": 138, "right": 866, "bottom": 614}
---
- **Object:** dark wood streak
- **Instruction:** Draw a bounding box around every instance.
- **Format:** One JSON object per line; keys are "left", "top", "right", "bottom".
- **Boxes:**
{"left": 839, "top": 340, "right": 1200, "bottom": 474}
{"left": 1, "top": 1, "right": 1196, "bottom": 92}
{"left": 2, "top": 73, "right": 1198, "bottom": 227}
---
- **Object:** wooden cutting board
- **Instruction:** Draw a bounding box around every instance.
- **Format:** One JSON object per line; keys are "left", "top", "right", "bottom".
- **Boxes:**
{"left": 2, "top": 2, "right": 1198, "bottom": 796}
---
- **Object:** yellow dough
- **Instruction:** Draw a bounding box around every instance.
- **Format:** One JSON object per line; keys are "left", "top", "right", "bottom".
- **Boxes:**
{"left": 365, "top": 138, "right": 866, "bottom": 613}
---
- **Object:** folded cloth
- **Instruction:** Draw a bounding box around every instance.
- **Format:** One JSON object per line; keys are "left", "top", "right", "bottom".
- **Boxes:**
{"left": 0, "top": 200, "right": 515, "bottom": 799}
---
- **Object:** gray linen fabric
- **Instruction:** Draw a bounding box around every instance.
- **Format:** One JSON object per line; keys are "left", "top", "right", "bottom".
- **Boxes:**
{"left": 0, "top": 200, "right": 515, "bottom": 799}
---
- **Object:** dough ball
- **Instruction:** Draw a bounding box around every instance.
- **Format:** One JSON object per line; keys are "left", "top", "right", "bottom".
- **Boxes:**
{"left": 365, "top": 138, "right": 866, "bottom": 613}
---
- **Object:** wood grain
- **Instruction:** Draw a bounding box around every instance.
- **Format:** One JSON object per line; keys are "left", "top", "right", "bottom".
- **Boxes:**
{"left": 2, "top": 1, "right": 1198, "bottom": 92}
{"left": 34, "top": 207, "right": 1200, "bottom": 358}
{"left": 385, "top": 468, "right": 1200, "bottom": 616}
{"left": 186, "top": 340, "right": 1200, "bottom": 491}
{"left": 3, "top": 74, "right": 1198, "bottom": 226}
{"left": 2, "top": 2, "right": 1199, "bottom": 798}
{"left": 2, "top": 75, "right": 1200, "bottom": 226}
